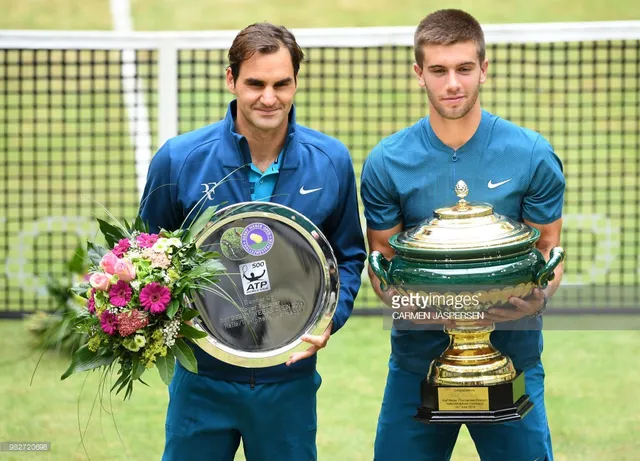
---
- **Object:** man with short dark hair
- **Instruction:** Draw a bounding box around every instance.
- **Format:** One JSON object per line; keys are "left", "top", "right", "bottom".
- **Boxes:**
{"left": 361, "top": 9, "right": 564, "bottom": 461}
{"left": 140, "top": 22, "right": 366, "bottom": 461}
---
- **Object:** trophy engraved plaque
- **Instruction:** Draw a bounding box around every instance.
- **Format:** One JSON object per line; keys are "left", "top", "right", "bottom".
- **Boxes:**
{"left": 189, "top": 202, "right": 339, "bottom": 368}
{"left": 370, "top": 181, "right": 565, "bottom": 424}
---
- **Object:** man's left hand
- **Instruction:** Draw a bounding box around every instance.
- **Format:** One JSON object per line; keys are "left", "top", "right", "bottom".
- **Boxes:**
{"left": 484, "top": 288, "right": 546, "bottom": 323}
{"left": 286, "top": 321, "right": 333, "bottom": 366}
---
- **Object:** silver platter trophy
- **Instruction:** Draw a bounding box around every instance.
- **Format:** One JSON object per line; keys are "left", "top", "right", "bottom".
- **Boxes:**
{"left": 189, "top": 202, "right": 339, "bottom": 368}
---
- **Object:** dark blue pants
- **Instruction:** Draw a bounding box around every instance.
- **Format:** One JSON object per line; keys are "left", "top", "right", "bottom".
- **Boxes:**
{"left": 374, "top": 358, "right": 553, "bottom": 461}
{"left": 162, "top": 364, "right": 322, "bottom": 461}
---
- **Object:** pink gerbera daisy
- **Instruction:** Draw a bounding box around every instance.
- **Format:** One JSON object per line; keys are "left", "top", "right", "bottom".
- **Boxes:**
{"left": 100, "top": 311, "right": 118, "bottom": 336}
{"left": 109, "top": 280, "right": 132, "bottom": 307}
{"left": 137, "top": 233, "right": 159, "bottom": 249}
{"left": 112, "top": 238, "right": 131, "bottom": 257}
{"left": 139, "top": 282, "right": 172, "bottom": 314}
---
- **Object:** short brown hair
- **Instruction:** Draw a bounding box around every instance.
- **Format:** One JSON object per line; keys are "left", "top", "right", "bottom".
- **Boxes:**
{"left": 414, "top": 9, "right": 485, "bottom": 66}
{"left": 228, "top": 23, "right": 305, "bottom": 82}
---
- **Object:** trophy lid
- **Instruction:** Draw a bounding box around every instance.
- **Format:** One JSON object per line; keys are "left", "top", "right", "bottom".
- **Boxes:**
{"left": 395, "top": 180, "right": 536, "bottom": 252}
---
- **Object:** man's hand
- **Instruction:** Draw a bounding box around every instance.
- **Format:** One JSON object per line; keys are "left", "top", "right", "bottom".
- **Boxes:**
{"left": 286, "top": 321, "right": 333, "bottom": 366}
{"left": 481, "top": 218, "right": 563, "bottom": 324}
{"left": 482, "top": 288, "right": 546, "bottom": 323}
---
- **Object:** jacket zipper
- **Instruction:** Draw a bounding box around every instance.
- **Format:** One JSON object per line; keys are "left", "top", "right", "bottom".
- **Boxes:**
{"left": 270, "top": 137, "right": 292, "bottom": 202}
{"left": 246, "top": 135, "right": 292, "bottom": 388}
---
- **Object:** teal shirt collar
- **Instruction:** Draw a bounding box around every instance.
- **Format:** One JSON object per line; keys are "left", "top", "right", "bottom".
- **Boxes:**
{"left": 248, "top": 150, "right": 282, "bottom": 176}
{"left": 424, "top": 109, "right": 492, "bottom": 154}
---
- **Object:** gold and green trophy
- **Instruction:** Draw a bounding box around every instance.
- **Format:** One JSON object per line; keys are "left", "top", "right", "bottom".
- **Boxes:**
{"left": 370, "top": 181, "right": 565, "bottom": 423}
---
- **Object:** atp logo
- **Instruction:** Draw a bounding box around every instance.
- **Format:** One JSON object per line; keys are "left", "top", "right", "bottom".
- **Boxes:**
{"left": 240, "top": 260, "right": 271, "bottom": 295}
{"left": 201, "top": 182, "right": 218, "bottom": 200}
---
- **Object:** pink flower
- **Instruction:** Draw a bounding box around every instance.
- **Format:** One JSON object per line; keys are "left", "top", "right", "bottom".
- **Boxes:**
{"left": 100, "top": 252, "right": 120, "bottom": 275}
{"left": 117, "top": 310, "right": 149, "bottom": 336}
{"left": 139, "top": 283, "right": 172, "bottom": 314}
{"left": 87, "top": 290, "right": 96, "bottom": 314}
{"left": 109, "top": 280, "right": 132, "bottom": 307}
{"left": 114, "top": 259, "right": 136, "bottom": 282}
{"left": 100, "top": 311, "right": 118, "bottom": 335}
{"left": 137, "top": 233, "right": 159, "bottom": 249}
{"left": 89, "top": 272, "right": 111, "bottom": 291}
{"left": 112, "top": 238, "right": 131, "bottom": 258}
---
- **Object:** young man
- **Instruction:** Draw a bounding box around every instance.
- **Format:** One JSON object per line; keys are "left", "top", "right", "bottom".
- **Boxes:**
{"left": 361, "top": 9, "right": 565, "bottom": 461}
{"left": 140, "top": 23, "right": 366, "bottom": 461}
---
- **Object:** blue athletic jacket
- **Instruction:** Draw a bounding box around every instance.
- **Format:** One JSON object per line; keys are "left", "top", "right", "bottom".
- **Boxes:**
{"left": 139, "top": 101, "right": 366, "bottom": 384}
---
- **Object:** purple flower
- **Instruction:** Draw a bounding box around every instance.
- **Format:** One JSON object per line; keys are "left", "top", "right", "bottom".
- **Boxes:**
{"left": 87, "top": 289, "right": 96, "bottom": 314}
{"left": 139, "top": 282, "right": 172, "bottom": 314}
{"left": 100, "top": 311, "right": 118, "bottom": 336}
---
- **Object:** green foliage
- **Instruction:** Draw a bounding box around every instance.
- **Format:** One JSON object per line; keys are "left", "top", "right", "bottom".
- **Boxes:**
{"left": 26, "top": 243, "right": 90, "bottom": 355}
{"left": 60, "top": 344, "right": 116, "bottom": 380}
{"left": 155, "top": 349, "right": 176, "bottom": 386}
{"left": 180, "top": 307, "right": 201, "bottom": 322}
{"left": 87, "top": 242, "right": 108, "bottom": 266}
{"left": 177, "top": 322, "right": 208, "bottom": 340}
{"left": 170, "top": 339, "right": 198, "bottom": 374}
{"left": 124, "top": 216, "right": 149, "bottom": 235}
{"left": 182, "top": 205, "right": 219, "bottom": 244}
{"left": 26, "top": 303, "right": 89, "bottom": 356}
{"left": 165, "top": 299, "right": 180, "bottom": 319}
{"left": 67, "top": 246, "right": 87, "bottom": 274}
{"left": 97, "top": 218, "right": 129, "bottom": 248}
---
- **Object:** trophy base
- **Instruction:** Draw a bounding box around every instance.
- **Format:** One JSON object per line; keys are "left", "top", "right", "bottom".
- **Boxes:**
{"left": 415, "top": 371, "right": 533, "bottom": 425}
{"left": 415, "top": 395, "right": 533, "bottom": 424}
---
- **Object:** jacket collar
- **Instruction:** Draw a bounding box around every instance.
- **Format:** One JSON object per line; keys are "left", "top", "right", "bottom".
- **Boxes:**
{"left": 221, "top": 100, "right": 299, "bottom": 170}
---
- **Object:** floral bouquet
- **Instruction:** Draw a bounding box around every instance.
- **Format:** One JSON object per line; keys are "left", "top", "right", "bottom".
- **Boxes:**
{"left": 61, "top": 207, "right": 224, "bottom": 399}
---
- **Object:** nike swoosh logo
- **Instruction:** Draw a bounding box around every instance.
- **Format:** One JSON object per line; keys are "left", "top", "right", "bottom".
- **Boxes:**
{"left": 299, "top": 186, "right": 323, "bottom": 195}
{"left": 488, "top": 179, "right": 512, "bottom": 189}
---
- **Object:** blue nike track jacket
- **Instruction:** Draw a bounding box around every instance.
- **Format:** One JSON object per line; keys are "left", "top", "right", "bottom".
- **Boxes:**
{"left": 139, "top": 100, "right": 366, "bottom": 384}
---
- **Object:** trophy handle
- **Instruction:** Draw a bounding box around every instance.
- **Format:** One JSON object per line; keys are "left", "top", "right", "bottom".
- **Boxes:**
{"left": 369, "top": 251, "right": 391, "bottom": 292}
{"left": 535, "top": 246, "right": 565, "bottom": 288}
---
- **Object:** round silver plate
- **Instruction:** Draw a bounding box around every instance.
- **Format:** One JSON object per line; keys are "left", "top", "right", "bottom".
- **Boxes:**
{"left": 189, "top": 202, "right": 339, "bottom": 368}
